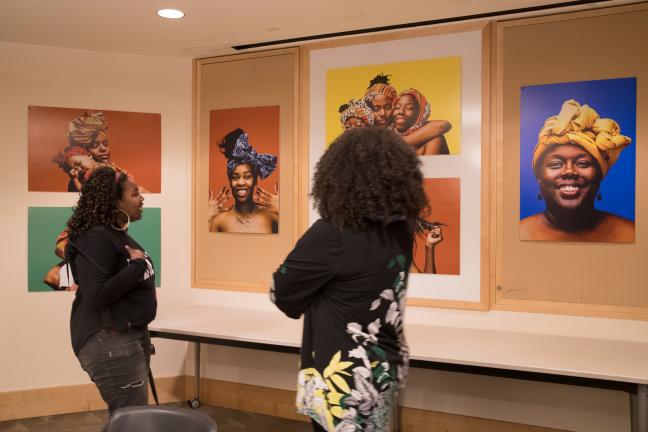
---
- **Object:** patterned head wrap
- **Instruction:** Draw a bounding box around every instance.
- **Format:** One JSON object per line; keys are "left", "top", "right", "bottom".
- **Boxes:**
{"left": 339, "top": 98, "right": 374, "bottom": 127}
{"left": 395, "top": 88, "right": 431, "bottom": 135}
{"left": 364, "top": 73, "right": 398, "bottom": 105}
{"left": 67, "top": 111, "right": 108, "bottom": 147}
{"left": 533, "top": 99, "right": 632, "bottom": 177}
{"left": 222, "top": 131, "right": 277, "bottom": 180}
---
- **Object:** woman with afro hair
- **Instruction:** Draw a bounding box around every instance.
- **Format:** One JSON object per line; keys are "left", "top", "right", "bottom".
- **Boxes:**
{"left": 271, "top": 127, "right": 427, "bottom": 431}
{"left": 65, "top": 166, "right": 156, "bottom": 416}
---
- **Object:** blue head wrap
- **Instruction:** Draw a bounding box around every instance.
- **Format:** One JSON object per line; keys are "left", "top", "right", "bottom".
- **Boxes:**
{"left": 225, "top": 132, "right": 277, "bottom": 180}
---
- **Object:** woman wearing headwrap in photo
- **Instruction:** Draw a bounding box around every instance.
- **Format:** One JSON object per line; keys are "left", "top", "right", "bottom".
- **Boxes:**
{"left": 364, "top": 74, "right": 451, "bottom": 152}
{"left": 208, "top": 128, "right": 279, "bottom": 233}
{"left": 44, "top": 111, "right": 150, "bottom": 291}
{"left": 392, "top": 88, "right": 450, "bottom": 156}
{"left": 338, "top": 98, "right": 374, "bottom": 130}
{"left": 62, "top": 111, "right": 149, "bottom": 193}
{"left": 520, "top": 99, "right": 634, "bottom": 242}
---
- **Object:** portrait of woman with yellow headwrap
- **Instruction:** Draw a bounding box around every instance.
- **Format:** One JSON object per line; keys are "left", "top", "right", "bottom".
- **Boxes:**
{"left": 519, "top": 78, "right": 636, "bottom": 243}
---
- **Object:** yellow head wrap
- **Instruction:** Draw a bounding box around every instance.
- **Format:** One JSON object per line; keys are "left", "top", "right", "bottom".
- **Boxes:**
{"left": 532, "top": 99, "right": 631, "bottom": 177}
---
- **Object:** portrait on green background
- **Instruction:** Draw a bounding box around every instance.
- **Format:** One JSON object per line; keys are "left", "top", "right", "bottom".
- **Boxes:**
{"left": 28, "top": 207, "right": 161, "bottom": 292}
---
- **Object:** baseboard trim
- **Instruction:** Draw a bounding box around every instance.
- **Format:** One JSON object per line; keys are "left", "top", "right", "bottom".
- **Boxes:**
{"left": 0, "top": 375, "right": 186, "bottom": 422}
{"left": 2, "top": 376, "right": 566, "bottom": 431}
{"left": 194, "top": 377, "right": 567, "bottom": 432}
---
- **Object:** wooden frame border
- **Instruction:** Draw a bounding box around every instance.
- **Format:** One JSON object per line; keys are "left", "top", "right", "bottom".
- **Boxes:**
{"left": 299, "top": 22, "right": 492, "bottom": 311}
{"left": 493, "top": 2, "right": 648, "bottom": 320}
{"left": 191, "top": 48, "right": 300, "bottom": 292}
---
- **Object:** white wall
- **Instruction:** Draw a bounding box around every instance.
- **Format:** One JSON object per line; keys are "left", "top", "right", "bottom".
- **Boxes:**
{"left": 0, "top": 41, "right": 191, "bottom": 391}
{"left": 1, "top": 40, "right": 646, "bottom": 432}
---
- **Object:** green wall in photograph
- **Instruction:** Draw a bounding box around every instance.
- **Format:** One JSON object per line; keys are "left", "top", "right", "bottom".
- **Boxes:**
{"left": 28, "top": 207, "right": 161, "bottom": 292}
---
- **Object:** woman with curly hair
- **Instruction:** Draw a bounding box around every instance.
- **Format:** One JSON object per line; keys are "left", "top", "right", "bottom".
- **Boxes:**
{"left": 271, "top": 128, "right": 427, "bottom": 431}
{"left": 65, "top": 166, "right": 156, "bottom": 415}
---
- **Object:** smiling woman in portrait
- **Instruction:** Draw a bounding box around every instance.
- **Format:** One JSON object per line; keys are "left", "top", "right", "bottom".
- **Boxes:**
{"left": 392, "top": 88, "right": 451, "bottom": 156}
{"left": 520, "top": 99, "right": 634, "bottom": 242}
{"left": 208, "top": 128, "right": 279, "bottom": 233}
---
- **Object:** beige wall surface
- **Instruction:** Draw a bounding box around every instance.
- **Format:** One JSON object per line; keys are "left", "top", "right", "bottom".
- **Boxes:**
{"left": 3, "top": 8, "right": 648, "bottom": 429}
{"left": 0, "top": 41, "right": 191, "bottom": 391}
{"left": 497, "top": 6, "right": 648, "bottom": 317}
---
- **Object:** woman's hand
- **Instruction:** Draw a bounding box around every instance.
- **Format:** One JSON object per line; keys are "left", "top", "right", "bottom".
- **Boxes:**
{"left": 208, "top": 187, "right": 231, "bottom": 222}
{"left": 68, "top": 167, "right": 80, "bottom": 179}
{"left": 426, "top": 225, "right": 443, "bottom": 248}
{"left": 254, "top": 183, "right": 280, "bottom": 216}
{"left": 125, "top": 245, "right": 145, "bottom": 260}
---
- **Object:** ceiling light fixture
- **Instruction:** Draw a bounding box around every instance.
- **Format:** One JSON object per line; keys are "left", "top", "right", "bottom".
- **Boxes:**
{"left": 157, "top": 9, "right": 185, "bottom": 19}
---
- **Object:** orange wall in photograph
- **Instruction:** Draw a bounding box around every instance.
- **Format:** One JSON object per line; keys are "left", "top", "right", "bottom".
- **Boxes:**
{"left": 413, "top": 178, "right": 461, "bottom": 275}
{"left": 28, "top": 106, "right": 161, "bottom": 193}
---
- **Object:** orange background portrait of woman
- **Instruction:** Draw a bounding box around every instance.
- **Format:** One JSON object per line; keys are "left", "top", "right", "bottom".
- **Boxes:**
{"left": 413, "top": 178, "right": 461, "bottom": 275}
{"left": 208, "top": 105, "right": 280, "bottom": 210}
{"left": 28, "top": 106, "right": 161, "bottom": 193}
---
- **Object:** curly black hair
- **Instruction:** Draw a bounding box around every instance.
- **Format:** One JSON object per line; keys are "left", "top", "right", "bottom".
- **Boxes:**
{"left": 312, "top": 127, "right": 427, "bottom": 230}
{"left": 367, "top": 72, "right": 392, "bottom": 88}
{"left": 66, "top": 166, "right": 128, "bottom": 241}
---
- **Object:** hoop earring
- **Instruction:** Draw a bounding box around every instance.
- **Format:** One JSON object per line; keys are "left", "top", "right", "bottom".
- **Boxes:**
{"left": 111, "top": 209, "right": 130, "bottom": 231}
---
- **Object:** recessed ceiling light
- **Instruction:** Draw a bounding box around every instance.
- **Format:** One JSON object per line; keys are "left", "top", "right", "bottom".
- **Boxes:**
{"left": 157, "top": 9, "right": 185, "bottom": 19}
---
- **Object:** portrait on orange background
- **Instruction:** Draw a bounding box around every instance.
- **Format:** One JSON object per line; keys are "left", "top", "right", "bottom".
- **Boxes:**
{"left": 411, "top": 178, "right": 460, "bottom": 275}
{"left": 208, "top": 106, "right": 280, "bottom": 234}
{"left": 27, "top": 106, "right": 161, "bottom": 193}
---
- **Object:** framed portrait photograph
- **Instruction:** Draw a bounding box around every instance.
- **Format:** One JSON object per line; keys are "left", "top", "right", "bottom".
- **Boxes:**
{"left": 208, "top": 106, "right": 280, "bottom": 234}
{"left": 307, "top": 24, "right": 489, "bottom": 308}
{"left": 519, "top": 78, "right": 636, "bottom": 243}
{"left": 497, "top": 7, "right": 648, "bottom": 319}
{"left": 193, "top": 49, "right": 299, "bottom": 292}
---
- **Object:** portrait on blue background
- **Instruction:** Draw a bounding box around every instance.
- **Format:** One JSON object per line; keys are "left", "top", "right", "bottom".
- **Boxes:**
{"left": 519, "top": 78, "right": 636, "bottom": 243}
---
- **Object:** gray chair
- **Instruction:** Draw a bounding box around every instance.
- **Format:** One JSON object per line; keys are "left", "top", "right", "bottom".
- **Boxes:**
{"left": 105, "top": 405, "right": 217, "bottom": 432}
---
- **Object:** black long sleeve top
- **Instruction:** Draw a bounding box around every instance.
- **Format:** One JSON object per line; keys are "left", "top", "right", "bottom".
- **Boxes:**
{"left": 68, "top": 225, "right": 156, "bottom": 355}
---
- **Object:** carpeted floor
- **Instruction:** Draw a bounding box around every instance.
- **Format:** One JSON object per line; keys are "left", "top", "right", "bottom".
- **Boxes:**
{"left": 0, "top": 402, "right": 312, "bottom": 432}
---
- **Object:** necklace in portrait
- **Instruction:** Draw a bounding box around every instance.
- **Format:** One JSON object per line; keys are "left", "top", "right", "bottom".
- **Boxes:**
{"left": 233, "top": 205, "right": 256, "bottom": 227}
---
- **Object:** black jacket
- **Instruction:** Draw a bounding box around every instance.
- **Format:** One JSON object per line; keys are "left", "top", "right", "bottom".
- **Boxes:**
{"left": 68, "top": 225, "right": 157, "bottom": 355}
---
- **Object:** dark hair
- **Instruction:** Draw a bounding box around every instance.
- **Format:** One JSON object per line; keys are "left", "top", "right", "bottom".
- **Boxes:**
{"left": 367, "top": 73, "right": 392, "bottom": 88}
{"left": 312, "top": 128, "right": 427, "bottom": 230}
{"left": 66, "top": 166, "right": 128, "bottom": 241}
{"left": 219, "top": 128, "right": 259, "bottom": 180}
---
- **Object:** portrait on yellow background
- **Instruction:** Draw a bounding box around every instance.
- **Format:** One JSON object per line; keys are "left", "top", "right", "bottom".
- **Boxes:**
{"left": 325, "top": 57, "right": 462, "bottom": 156}
{"left": 310, "top": 30, "right": 484, "bottom": 305}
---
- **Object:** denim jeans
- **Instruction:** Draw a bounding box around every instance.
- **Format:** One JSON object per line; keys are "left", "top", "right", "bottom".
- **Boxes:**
{"left": 77, "top": 328, "right": 151, "bottom": 414}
